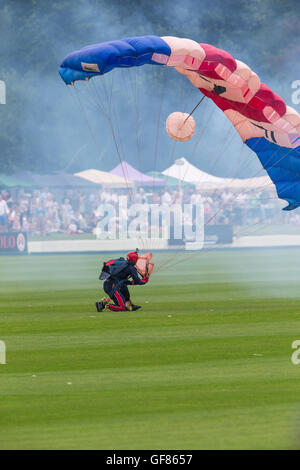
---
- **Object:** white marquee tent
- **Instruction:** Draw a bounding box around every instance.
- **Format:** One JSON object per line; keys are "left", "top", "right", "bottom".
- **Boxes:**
{"left": 162, "top": 157, "right": 273, "bottom": 191}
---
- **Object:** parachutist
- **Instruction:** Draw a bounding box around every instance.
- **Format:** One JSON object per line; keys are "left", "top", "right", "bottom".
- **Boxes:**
{"left": 97, "top": 251, "right": 150, "bottom": 312}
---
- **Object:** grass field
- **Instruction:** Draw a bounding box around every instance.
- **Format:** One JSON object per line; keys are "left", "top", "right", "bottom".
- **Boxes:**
{"left": 1, "top": 248, "right": 300, "bottom": 450}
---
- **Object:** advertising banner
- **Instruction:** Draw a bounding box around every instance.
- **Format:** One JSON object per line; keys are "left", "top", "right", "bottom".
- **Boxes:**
{"left": 0, "top": 232, "right": 28, "bottom": 255}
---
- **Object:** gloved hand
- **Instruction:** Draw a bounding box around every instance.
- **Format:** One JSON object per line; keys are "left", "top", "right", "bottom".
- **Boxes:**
{"left": 142, "top": 276, "right": 149, "bottom": 283}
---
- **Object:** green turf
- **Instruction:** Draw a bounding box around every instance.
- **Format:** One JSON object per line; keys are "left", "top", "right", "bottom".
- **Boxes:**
{"left": 1, "top": 248, "right": 300, "bottom": 449}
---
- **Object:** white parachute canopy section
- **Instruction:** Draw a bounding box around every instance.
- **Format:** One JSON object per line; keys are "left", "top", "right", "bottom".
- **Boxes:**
{"left": 166, "top": 112, "right": 195, "bottom": 142}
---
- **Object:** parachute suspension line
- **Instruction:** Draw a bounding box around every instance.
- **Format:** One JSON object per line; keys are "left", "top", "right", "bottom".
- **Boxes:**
{"left": 61, "top": 143, "right": 89, "bottom": 172}
{"left": 232, "top": 143, "right": 300, "bottom": 196}
{"left": 181, "top": 95, "right": 205, "bottom": 127}
{"left": 155, "top": 73, "right": 187, "bottom": 270}
{"left": 166, "top": 72, "right": 192, "bottom": 171}
{"left": 133, "top": 70, "right": 149, "bottom": 256}
{"left": 190, "top": 97, "right": 212, "bottom": 156}
{"left": 107, "top": 78, "right": 131, "bottom": 181}
{"left": 224, "top": 140, "right": 248, "bottom": 180}
{"left": 157, "top": 125, "right": 300, "bottom": 272}
{"left": 165, "top": 72, "right": 185, "bottom": 170}
{"left": 95, "top": 76, "right": 133, "bottom": 196}
{"left": 101, "top": 74, "right": 149, "bottom": 250}
{"left": 156, "top": 249, "right": 204, "bottom": 274}
{"left": 224, "top": 119, "right": 269, "bottom": 181}
{"left": 147, "top": 68, "right": 171, "bottom": 254}
{"left": 91, "top": 80, "right": 129, "bottom": 181}
{"left": 73, "top": 82, "right": 129, "bottom": 187}
{"left": 124, "top": 67, "right": 135, "bottom": 103}
{"left": 204, "top": 144, "right": 300, "bottom": 230}
{"left": 177, "top": 98, "right": 214, "bottom": 185}
{"left": 207, "top": 140, "right": 254, "bottom": 207}
{"left": 197, "top": 99, "right": 250, "bottom": 191}
{"left": 162, "top": 101, "right": 288, "bottom": 272}
{"left": 131, "top": 67, "right": 150, "bottom": 253}
{"left": 160, "top": 124, "right": 294, "bottom": 273}
{"left": 237, "top": 219, "right": 273, "bottom": 237}
{"left": 155, "top": 73, "right": 196, "bottom": 271}
{"left": 109, "top": 67, "right": 147, "bottom": 252}
{"left": 235, "top": 180, "right": 300, "bottom": 237}
{"left": 90, "top": 79, "right": 111, "bottom": 120}
{"left": 131, "top": 67, "right": 142, "bottom": 177}
{"left": 185, "top": 97, "right": 213, "bottom": 172}
{"left": 208, "top": 126, "right": 238, "bottom": 177}
{"left": 203, "top": 133, "right": 245, "bottom": 205}
{"left": 211, "top": 96, "right": 295, "bottom": 191}
{"left": 155, "top": 251, "right": 188, "bottom": 274}
{"left": 208, "top": 99, "right": 265, "bottom": 184}
{"left": 237, "top": 175, "right": 300, "bottom": 235}
{"left": 89, "top": 92, "right": 293, "bottom": 263}
{"left": 120, "top": 68, "right": 142, "bottom": 188}
{"left": 184, "top": 99, "right": 267, "bottom": 231}
{"left": 219, "top": 104, "right": 278, "bottom": 188}
{"left": 227, "top": 142, "right": 254, "bottom": 178}
{"left": 71, "top": 86, "right": 105, "bottom": 165}
{"left": 160, "top": 94, "right": 212, "bottom": 271}
{"left": 152, "top": 66, "right": 167, "bottom": 196}
{"left": 199, "top": 92, "right": 259, "bottom": 192}
{"left": 182, "top": 76, "right": 196, "bottom": 116}
{"left": 223, "top": 138, "right": 278, "bottom": 217}
{"left": 196, "top": 99, "right": 252, "bottom": 190}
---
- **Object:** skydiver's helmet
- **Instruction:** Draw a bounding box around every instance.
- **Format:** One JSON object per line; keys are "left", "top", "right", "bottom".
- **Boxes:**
{"left": 126, "top": 251, "right": 139, "bottom": 264}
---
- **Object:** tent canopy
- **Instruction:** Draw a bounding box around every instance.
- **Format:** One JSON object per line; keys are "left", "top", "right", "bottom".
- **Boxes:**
{"left": 54, "top": 172, "right": 99, "bottom": 188}
{"left": 163, "top": 157, "right": 272, "bottom": 191}
{"left": 75, "top": 169, "right": 134, "bottom": 188}
{"left": 147, "top": 171, "right": 194, "bottom": 188}
{"left": 111, "top": 161, "right": 164, "bottom": 187}
{"left": 0, "top": 174, "right": 34, "bottom": 188}
{"left": 162, "top": 157, "right": 224, "bottom": 187}
{"left": 220, "top": 176, "right": 272, "bottom": 191}
{"left": 12, "top": 171, "right": 97, "bottom": 188}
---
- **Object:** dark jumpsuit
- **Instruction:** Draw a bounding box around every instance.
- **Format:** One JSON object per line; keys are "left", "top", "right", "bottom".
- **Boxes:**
{"left": 103, "top": 260, "right": 147, "bottom": 311}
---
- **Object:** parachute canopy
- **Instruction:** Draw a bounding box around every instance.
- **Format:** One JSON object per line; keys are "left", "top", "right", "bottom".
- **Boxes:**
{"left": 59, "top": 35, "right": 300, "bottom": 210}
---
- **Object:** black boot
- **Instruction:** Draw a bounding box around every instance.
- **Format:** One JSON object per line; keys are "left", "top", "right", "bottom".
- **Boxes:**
{"left": 131, "top": 304, "right": 141, "bottom": 311}
{"left": 95, "top": 301, "right": 104, "bottom": 312}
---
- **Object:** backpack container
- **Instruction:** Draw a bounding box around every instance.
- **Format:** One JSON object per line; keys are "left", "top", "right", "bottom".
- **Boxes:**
{"left": 99, "top": 257, "right": 128, "bottom": 280}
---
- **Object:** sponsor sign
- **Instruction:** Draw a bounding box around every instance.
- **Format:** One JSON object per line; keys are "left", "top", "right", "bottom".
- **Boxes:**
{"left": 0, "top": 232, "right": 28, "bottom": 255}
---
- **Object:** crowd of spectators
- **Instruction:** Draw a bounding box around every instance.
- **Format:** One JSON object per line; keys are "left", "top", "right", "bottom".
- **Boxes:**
{"left": 0, "top": 185, "right": 298, "bottom": 236}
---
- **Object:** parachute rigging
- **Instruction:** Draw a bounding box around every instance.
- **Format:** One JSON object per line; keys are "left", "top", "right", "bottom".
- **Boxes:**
{"left": 60, "top": 34, "right": 300, "bottom": 211}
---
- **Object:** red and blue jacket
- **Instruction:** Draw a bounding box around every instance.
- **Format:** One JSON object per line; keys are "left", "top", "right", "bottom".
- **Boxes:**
{"left": 113, "top": 260, "right": 147, "bottom": 286}
{"left": 102, "top": 259, "right": 147, "bottom": 287}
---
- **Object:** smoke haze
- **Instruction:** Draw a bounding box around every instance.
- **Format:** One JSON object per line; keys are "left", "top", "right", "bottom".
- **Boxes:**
{"left": 0, "top": 0, "right": 299, "bottom": 177}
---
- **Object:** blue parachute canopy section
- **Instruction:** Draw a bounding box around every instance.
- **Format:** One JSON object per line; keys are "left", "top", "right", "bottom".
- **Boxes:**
{"left": 246, "top": 137, "right": 300, "bottom": 210}
{"left": 59, "top": 35, "right": 171, "bottom": 84}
